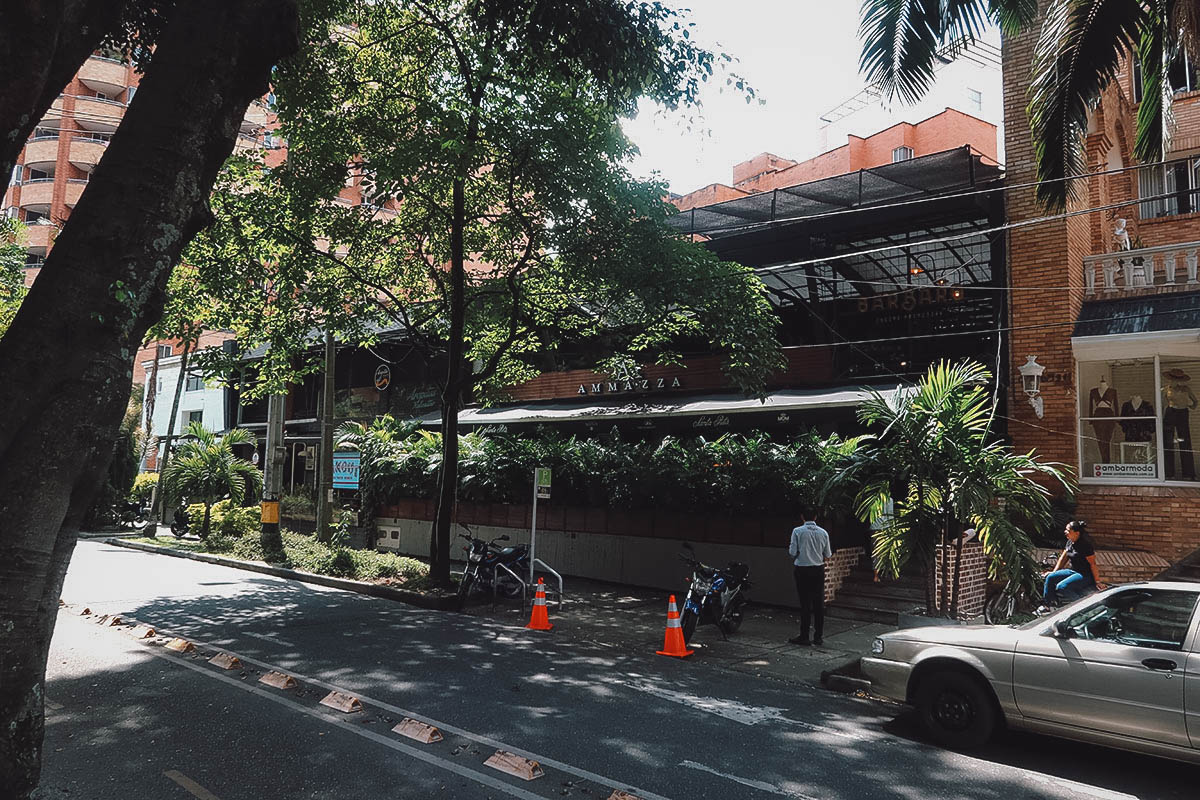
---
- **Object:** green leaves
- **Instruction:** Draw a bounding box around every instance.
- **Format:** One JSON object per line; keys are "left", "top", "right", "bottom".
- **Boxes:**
{"left": 0, "top": 217, "right": 27, "bottom": 339}
{"left": 162, "top": 423, "right": 262, "bottom": 513}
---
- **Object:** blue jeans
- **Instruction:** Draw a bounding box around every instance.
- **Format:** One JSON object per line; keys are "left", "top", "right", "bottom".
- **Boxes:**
{"left": 1043, "top": 569, "right": 1093, "bottom": 605}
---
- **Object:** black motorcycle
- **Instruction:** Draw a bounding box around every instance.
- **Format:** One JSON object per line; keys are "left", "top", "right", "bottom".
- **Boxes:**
{"left": 170, "top": 504, "right": 190, "bottom": 538}
{"left": 678, "top": 542, "right": 751, "bottom": 644}
{"left": 456, "top": 526, "right": 529, "bottom": 609}
{"left": 114, "top": 500, "right": 148, "bottom": 528}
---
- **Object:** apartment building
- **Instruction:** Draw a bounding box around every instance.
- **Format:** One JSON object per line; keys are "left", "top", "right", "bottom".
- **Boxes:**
{"left": 1004, "top": 24, "right": 1200, "bottom": 565}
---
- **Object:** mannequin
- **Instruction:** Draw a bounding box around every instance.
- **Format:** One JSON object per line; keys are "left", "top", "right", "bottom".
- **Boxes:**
{"left": 1119, "top": 393, "right": 1155, "bottom": 443}
{"left": 1089, "top": 377, "right": 1118, "bottom": 463}
{"left": 1162, "top": 368, "right": 1197, "bottom": 480}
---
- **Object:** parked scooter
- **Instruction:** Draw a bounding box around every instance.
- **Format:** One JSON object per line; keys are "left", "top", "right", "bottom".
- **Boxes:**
{"left": 170, "top": 503, "right": 190, "bottom": 539}
{"left": 456, "top": 525, "right": 529, "bottom": 609}
{"left": 678, "top": 542, "right": 751, "bottom": 644}
{"left": 114, "top": 500, "right": 148, "bottom": 528}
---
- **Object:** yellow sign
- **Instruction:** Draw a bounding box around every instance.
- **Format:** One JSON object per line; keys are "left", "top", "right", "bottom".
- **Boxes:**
{"left": 261, "top": 500, "right": 280, "bottom": 524}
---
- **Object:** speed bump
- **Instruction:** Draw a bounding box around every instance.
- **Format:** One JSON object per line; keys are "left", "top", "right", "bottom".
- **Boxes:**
{"left": 259, "top": 671, "right": 298, "bottom": 690}
{"left": 484, "top": 751, "right": 544, "bottom": 781}
{"left": 78, "top": 607, "right": 91, "bottom": 616}
{"left": 165, "top": 638, "right": 195, "bottom": 653}
{"left": 103, "top": 616, "right": 123, "bottom": 627}
{"left": 392, "top": 718, "right": 443, "bottom": 743}
{"left": 319, "top": 691, "right": 362, "bottom": 713}
{"left": 208, "top": 652, "right": 242, "bottom": 670}
{"left": 608, "top": 792, "right": 643, "bottom": 800}
{"left": 128, "top": 625, "right": 156, "bottom": 639}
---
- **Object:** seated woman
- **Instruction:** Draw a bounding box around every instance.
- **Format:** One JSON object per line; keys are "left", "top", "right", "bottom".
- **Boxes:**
{"left": 1037, "top": 520, "right": 1106, "bottom": 613}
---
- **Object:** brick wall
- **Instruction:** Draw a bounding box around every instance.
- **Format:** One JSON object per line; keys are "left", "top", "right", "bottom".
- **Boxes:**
{"left": 1034, "top": 546, "right": 1169, "bottom": 585}
{"left": 933, "top": 543, "right": 988, "bottom": 617}
{"left": 823, "top": 546, "right": 864, "bottom": 603}
{"left": 1074, "top": 486, "right": 1200, "bottom": 562}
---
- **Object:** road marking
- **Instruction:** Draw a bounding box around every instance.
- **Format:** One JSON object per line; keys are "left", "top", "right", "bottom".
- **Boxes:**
{"left": 1012, "top": 767, "right": 1141, "bottom": 800}
{"left": 163, "top": 770, "right": 223, "bottom": 800}
{"left": 241, "top": 631, "right": 297, "bottom": 648}
{"left": 680, "top": 760, "right": 820, "bottom": 800}
{"left": 114, "top": 619, "right": 668, "bottom": 800}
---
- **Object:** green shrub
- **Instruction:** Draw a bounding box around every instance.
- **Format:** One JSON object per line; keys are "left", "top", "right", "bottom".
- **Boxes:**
{"left": 219, "top": 505, "right": 259, "bottom": 538}
{"left": 281, "top": 492, "right": 316, "bottom": 518}
{"left": 130, "top": 472, "right": 159, "bottom": 504}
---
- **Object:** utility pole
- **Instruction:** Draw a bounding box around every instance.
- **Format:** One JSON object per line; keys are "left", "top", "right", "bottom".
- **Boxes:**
{"left": 316, "top": 330, "right": 336, "bottom": 542}
{"left": 149, "top": 341, "right": 191, "bottom": 525}
{"left": 260, "top": 393, "right": 286, "bottom": 557}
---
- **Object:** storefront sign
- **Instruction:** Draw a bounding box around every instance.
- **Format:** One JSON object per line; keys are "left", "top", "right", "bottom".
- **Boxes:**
{"left": 855, "top": 286, "right": 965, "bottom": 314}
{"left": 374, "top": 364, "right": 391, "bottom": 391}
{"left": 333, "top": 451, "right": 361, "bottom": 489}
{"left": 692, "top": 414, "right": 730, "bottom": 429}
{"left": 1093, "top": 462, "right": 1156, "bottom": 478}
{"left": 576, "top": 363, "right": 682, "bottom": 396}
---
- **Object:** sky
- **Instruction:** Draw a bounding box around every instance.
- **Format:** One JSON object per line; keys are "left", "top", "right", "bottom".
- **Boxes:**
{"left": 621, "top": 1, "right": 875, "bottom": 195}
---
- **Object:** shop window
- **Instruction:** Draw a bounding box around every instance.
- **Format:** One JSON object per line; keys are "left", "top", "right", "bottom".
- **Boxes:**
{"left": 1078, "top": 356, "right": 1199, "bottom": 484}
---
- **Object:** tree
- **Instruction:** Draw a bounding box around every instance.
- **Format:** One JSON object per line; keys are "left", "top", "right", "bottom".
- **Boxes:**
{"left": 162, "top": 422, "right": 261, "bottom": 538}
{"left": 842, "top": 361, "right": 1073, "bottom": 617}
{"left": 858, "top": 0, "right": 1200, "bottom": 208}
{"left": 0, "top": 218, "right": 26, "bottom": 338}
{"left": 187, "top": 0, "right": 783, "bottom": 586}
{"left": 0, "top": 3, "right": 299, "bottom": 796}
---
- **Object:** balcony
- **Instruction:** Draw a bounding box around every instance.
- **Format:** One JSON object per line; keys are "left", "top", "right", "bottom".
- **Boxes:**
{"left": 23, "top": 138, "right": 59, "bottom": 168}
{"left": 63, "top": 179, "right": 87, "bottom": 207}
{"left": 1083, "top": 241, "right": 1200, "bottom": 295}
{"left": 69, "top": 137, "right": 107, "bottom": 171}
{"left": 17, "top": 180, "right": 54, "bottom": 208}
{"left": 70, "top": 96, "right": 124, "bottom": 131}
{"left": 78, "top": 57, "right": 128, "bottom": 97}
{"left": 23, "top": 223, "right": 57, "bottom": 253}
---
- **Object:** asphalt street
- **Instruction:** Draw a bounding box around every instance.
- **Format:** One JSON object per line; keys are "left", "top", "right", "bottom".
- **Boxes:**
{"left": 38, "top": 540, "right": 1198, "bottom": 799}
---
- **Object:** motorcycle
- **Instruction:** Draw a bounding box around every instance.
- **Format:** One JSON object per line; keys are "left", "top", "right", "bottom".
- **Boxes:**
{"left": 456, "top": 526, "right": 530, "bottom": 608}
{"left": 170, "top": 504, "right": 190, "bottom": 538}
{"left": 114, "top": 500, "right": 148, "bottom": 528}
{"left": 678, "top": 542, "right": 751, "bottom": 644}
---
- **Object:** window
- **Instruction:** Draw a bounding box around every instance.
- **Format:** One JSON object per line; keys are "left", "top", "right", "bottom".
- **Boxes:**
{"left": 23, "top": 210, "right": 47, "bottom": 224}
{"left": 186, "top": 410, "right": 203, "bottom": 426}
{"left": 156, "top": 344, "right": 173, "bottom": 358}
{"left": 1138, "top": 157, "right": 1200, "bottom": 218}
{"left": 126, "top": 86, "right": 136, "bottom": 103}
{"left": 10, "top": 165, "right": 20, "bottom": 187}
{"left": 1077, "top": 355, "right": 1200, "bottom": 484}
{"left": 185, "top": 374, "right": 205, "bottom": 392}
{"left": 967, "top": 88, "right": 982, "bottom": 114}
{"left": 26, "top": 168, "right": 49, "bottom": 182}
{"left": 1133, "top": 50, "right": 1200, "bottom": 102}
{"left": 156, "top": 378, "right": 163, "bottom": 394}
{"left": 24, "top": 255, "right": 44, "bottom": 269}
{"left": 892, "top": 146, "right": 913, "bottom": 163}
{"left": 1062, "top": 589, "right": 1198, "bottom": 651}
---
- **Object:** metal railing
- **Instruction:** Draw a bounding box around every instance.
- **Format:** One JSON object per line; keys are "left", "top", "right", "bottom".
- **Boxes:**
{"left": 1083, "top": 240, "right": 1200, "bottom": 294}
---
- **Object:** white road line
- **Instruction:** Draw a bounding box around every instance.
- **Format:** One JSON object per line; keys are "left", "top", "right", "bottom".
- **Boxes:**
{"left": 114, "top": 618, "right": 671, "bottom": 800}
{"left": 240, "top": 631, "right": 297, "bottom": 648}
{"left": 163, "top": 770, "right": 223, "bottom": 800}
{"left": 1014, "top": 767, "right": 1141, "bottom": 800}
{"left": 680, "top": 760, "right": 820, "bottom": 800}
{"left": 151, "top": 649, "right": 548, "bottom": 800}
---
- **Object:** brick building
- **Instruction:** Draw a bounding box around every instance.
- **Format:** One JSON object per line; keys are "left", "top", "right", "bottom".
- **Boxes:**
{"left": 1003, "top": 22, "right": 1200, "bottom": 564}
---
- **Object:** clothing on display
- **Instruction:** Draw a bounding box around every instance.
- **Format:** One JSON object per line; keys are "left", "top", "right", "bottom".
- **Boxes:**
{"left": 1162, "top": 369, "right": 1197, "bottom": 481}
{"left": 1119, "top": 396, "right": 1155, "bottom": 443}
{"left": 1089, "top": 380, "right": 1118, "bottom": 463}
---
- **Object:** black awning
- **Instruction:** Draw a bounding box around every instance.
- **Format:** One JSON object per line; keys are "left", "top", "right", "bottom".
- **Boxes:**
{"left": 1073, "top": 290, "right": 1200, "bottom": 338}
{"left": 667, "top": 146, "right": 1001, "bottom": 238}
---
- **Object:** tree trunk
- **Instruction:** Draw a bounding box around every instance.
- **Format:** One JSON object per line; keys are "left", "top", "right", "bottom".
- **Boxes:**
{"left": 0, "top": 0, "right": 126, "bottom": 189}
{"left": 201, "top": 502, "right": 212, "bottom": 539}
{"left": 432, "top": 173, "right": 468, "bottom": 588}
{"left": 0, "top": 3, "right": 298, "bottom": 797}
{"left": 316, "top": 330, "right": 335, "bottom": 542}
{"left": 139, "top": 343, "right": 163, "bottom": 467}
{"left": 149, "top": 342, "right": 191, "bottom": 521}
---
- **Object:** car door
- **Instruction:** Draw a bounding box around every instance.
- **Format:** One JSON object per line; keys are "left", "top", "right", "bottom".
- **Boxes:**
{"left": 1012, "top": 587, "right": 1199, "bottom": 749}
{"left": 1186, "top": 607, "right": 1200, "bottom": 749}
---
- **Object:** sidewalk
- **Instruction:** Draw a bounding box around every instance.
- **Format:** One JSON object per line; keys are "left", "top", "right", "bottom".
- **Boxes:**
{"left": 461, "top": 576, "right": 891, "bottom": 687}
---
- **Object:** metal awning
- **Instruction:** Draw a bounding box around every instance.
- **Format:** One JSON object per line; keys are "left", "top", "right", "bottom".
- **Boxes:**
{"left": 1073, "top": 290, "right": 1200, "bottom": 338}
{"left": 420, "top": 385, "right": 907, "bottom": 427}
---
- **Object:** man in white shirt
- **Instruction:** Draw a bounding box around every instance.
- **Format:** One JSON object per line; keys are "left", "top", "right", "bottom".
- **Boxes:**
{"left": 788, "top": 507, "right": 832, "bottom": 646}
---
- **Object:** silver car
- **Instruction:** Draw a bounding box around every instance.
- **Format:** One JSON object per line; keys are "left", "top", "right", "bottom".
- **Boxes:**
{"left": 861, "top": 580, "right": 1200, "bottom": 764}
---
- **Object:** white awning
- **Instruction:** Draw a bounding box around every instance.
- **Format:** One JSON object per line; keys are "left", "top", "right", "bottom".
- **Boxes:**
{"left": 420, "top": 385, "right": 905, "bottom": 427}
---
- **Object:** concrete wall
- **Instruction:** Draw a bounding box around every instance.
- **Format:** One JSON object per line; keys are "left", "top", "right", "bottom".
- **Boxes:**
{"left": 375, "top": 516, "right": 863, "bottom": 608}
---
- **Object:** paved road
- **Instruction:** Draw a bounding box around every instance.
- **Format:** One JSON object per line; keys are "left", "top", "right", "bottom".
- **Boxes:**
{"left": 39, "top": 541, "right": 1197, "bottom": 799}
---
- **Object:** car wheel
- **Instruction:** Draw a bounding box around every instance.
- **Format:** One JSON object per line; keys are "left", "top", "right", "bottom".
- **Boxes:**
{"left": 915, "top": 670, "right": 997, "bottom": 749}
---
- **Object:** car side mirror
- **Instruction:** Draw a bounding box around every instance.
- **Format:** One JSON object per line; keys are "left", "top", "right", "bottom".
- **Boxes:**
{"left": 1053, "top": 621, "right": 1076, "bottom": 639}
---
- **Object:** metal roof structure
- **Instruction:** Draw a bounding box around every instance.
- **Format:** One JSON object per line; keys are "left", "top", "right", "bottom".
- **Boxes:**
{"left": 1073, "top": 291, "right": 1200, "bottom": 338}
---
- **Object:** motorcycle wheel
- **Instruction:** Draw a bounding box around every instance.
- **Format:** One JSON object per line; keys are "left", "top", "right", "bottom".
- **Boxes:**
{"left": 496, "top": 576, "right": 523, "bottom": 599}
{"left": 680, "top": 607, "right": 698, "bottom": 645}
{"left": 720, "top": 599, "right": 745, "bottom": 635}
{"left": 456, "top": 573, "right": 475, "bottom": 610}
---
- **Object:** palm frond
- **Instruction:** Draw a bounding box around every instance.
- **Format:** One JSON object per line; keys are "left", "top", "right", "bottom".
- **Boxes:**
{"left": 1134, "top": 3, "right": 1172, "bottom": 165}
{"left": 1029, "top": 0, "right": 1146, "bottom": 209}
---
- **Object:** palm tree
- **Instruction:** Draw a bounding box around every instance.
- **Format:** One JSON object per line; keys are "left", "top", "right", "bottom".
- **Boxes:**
{"left": 859, "top": 0, "right": 1200, "bottom": 208}
{"left": 162, "top": 422, "right": 261, "bottom": 539}
{"left": 840, "top": 360, "right": 1074, "bottom": 617}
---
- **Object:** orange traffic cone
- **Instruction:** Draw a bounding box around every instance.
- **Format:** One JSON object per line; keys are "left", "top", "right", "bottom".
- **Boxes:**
{"left": 526, "top": 578, "right": 554, "bottom": 631}
{"left": 656, "top": 595, "right": 694, "bottom": 658}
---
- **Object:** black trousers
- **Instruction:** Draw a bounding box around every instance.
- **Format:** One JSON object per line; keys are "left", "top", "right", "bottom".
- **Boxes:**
{"left": 793, "top": 564, "right": 825, "bottom": 640}
{"left": 1164, "top": 407, "right": 1196, "bottom": 480}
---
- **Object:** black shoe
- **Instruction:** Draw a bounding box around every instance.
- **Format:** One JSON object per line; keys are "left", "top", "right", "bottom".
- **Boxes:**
{"left": 788, "top": 635, "right": 810, "bottom": 645}
{"left": 812, "top": 638, "right": 823, "bottom": 647}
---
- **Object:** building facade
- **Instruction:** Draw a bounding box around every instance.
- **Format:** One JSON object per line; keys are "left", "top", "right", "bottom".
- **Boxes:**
{"left": 1004, "top": 20, "right": 1200, "bottom": 564}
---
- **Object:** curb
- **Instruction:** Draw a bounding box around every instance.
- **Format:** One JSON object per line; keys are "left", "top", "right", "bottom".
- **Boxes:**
{"left": 102, "top": 538, "right": 458, "bottom": 611}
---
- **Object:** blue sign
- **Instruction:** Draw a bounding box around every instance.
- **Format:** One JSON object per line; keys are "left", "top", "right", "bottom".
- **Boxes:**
{"left": 332, "top": 451, "right": 361, "bottom": 489}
